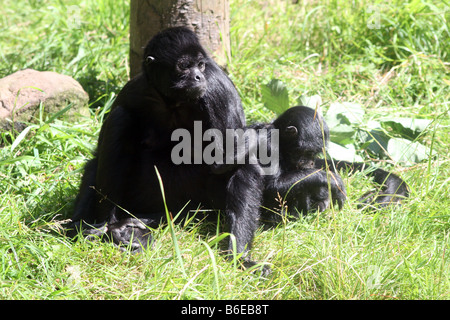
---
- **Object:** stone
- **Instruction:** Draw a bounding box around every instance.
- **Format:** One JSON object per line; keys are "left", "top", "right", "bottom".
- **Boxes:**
{"left": 0, "top": 69, "right": 89, "bottom": 130}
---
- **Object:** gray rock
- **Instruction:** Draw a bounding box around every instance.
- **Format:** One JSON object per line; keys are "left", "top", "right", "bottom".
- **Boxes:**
{"left": 0, "top": 69, "right": 89, "bottom": 130}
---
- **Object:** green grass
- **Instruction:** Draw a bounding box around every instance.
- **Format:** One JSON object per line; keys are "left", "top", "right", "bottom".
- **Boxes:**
{"left": 0, "top": 0, "right": 449, "bottom": 299}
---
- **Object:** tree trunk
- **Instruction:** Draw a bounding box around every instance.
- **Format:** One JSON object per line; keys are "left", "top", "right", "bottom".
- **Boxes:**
{"left": 129, "top": 0, "right": 231, "bottom": 78}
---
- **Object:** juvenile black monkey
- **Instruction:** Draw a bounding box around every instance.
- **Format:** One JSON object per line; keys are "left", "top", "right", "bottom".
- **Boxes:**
{"left": 260, "top": 106, "right": 408, "bottom": 222}
{"left": 259, "top": 106, "right": 346, "bottom": 221}
{"left": 70, "top": 27, "right": 266, "bottom": 271}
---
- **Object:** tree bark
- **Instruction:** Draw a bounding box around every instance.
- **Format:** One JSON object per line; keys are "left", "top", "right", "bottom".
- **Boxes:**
{"left": 129, "top": 0, "right": 231, "bottom": 78}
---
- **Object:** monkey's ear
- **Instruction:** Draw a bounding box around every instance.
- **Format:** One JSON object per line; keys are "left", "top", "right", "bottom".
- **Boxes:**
{"left": 145, "top": 55, "right": 156, "bottom": 64}
{"left": 285, "top": 126, "right": 298, "bottom": 136}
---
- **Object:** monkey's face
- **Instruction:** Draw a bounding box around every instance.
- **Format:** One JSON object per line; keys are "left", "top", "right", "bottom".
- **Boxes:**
{"left": 281, "top": 126, "right": 318, "bottom": 170}
{"left": 170, "top": 53, "right": 207, "bottom": 100}
{"left": 274, "top": 106, "right": 330, "bottom": 170}
{"left": 144, "top": 52, "right": 207, "bottom": 102}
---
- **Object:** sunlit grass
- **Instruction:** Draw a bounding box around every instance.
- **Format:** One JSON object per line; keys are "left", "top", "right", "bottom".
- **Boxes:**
{"left": 0, "top": 0, "right": 448, "bottom": 299}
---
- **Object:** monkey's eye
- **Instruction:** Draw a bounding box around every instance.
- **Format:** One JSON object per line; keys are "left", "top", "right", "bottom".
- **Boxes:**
{"left": 198, "top": 61, "right": 205, "bottom": 71}
{"left": 178, "top": 60, "right": 191, "bottom": 70}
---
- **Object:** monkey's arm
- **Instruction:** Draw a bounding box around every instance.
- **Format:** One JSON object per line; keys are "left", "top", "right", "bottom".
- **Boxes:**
{"left": 266, "top": 168, "right": 347, "bottom": 209}
{"left": 93, "top": 105, "right": 138, "bottom": 221}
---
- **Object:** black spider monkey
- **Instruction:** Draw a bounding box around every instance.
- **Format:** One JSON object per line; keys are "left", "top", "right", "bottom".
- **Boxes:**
{"left": 69, "top": 27, "right": 267, "bottom": 272}
{"left": 240, "top": 106, "right": 346, "bottom": 222}
{"left": 257, "top": 106, "right": 408, "bottom": 223}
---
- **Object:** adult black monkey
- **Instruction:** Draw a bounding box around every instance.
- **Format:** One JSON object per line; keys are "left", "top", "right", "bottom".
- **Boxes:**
{"left": 260, "top": 106, "right": 408, "bottom": 222}
{"left": 70, "top": 27, "right": 265, "bottom": 271}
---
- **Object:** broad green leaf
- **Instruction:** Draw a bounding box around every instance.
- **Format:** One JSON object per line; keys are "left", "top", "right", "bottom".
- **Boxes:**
{"left": 364, "top": 129, "right": 390, "bottom": 157}
{"left": 381, "top": 118, "right": 433, "bottom": 139}
{"left": 324, "top": 102, "right": 365, "bottom": 145}
{"left": 329, "top": 124, "right": 356, "bottom": 145}
{"left": 387, "top": 137, "right": 433, "bottom": 165}
{"left": 298, "top": 94, "right": 322, "bottom": 110}
{"left": 327, "top": 142, "right": 363, "bottom": 162}
{"left": 366, "top": 120, "right": 383, "bottom": 130}
{"left": 261, "top": 79, "right": 290, "bottom": 115}
{"left": 325, "top": 102, "right": 365, "bottom": 127}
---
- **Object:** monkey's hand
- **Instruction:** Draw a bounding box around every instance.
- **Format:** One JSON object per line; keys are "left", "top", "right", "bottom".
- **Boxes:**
{"left": 106, "top": 217, "right": 154, "bottom": 252}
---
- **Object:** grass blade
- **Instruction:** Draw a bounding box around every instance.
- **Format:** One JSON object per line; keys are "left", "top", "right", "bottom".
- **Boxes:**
{"left": 154, "top": 165, "right": 187, "bottom": 277}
